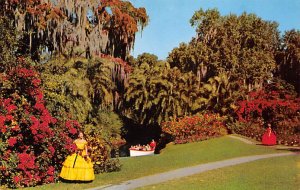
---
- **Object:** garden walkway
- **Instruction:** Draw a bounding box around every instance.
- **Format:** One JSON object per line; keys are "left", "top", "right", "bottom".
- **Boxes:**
{"left": 87, "top": 136, "right": 298, "bottom": 190}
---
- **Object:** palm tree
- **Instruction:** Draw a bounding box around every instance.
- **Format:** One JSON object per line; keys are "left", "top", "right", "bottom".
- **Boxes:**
{"left": 123, "top": 62, "right": 203, "bottom": 125}
{"left": 89, "top": 59, "right": 115, "bottom": 110}
{"left": 201, "top": 72, "right": 240, "bottom": 115}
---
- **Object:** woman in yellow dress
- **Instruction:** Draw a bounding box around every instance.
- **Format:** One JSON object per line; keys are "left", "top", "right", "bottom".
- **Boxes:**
{"left": 60, "top": 131, "right": 95, "bottom": 181}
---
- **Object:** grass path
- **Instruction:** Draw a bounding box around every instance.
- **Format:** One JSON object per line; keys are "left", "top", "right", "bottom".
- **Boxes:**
{"left": 138, "top": 154, "right": 300, "bottom": 190}
{"left": 27, "top": 136, "right": 293, "bottom": 190}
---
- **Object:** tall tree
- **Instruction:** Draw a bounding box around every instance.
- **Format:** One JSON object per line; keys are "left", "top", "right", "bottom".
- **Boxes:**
{"left": 168, "top": 9, "right": 280, "bottom": 91}
{"left": 2, "top": 0, "right": 148, "bottom": 61}
{"left": 276, "top": 30, "right": 300, "bottom": 94}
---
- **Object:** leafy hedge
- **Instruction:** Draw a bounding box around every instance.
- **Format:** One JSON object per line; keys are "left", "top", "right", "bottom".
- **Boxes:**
{"left": 161, "top": 114, "right": 227, "bottom": 144}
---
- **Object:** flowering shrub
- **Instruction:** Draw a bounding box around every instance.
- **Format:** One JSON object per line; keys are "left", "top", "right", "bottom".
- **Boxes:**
{"left": 84, "top": 123, "right": 123, "bottom": 174}
{"left": 161, "top": 114, "right": 227, "bottom": 144}
{"left": 236, "top": 91, "right": 299, "bottom": 123}
{"left": 0, "top": 58, "right": 79, "bottom": 188}
{"left": 235, "top": 82, "right": 300, "bottom": 146}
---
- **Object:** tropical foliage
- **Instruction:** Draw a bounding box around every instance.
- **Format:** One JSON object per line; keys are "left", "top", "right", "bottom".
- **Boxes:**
{"left": 123, "top": 61, "right": 202, "bottom": 125}
{"left": 122, "top": 9, "right": 299, "bottom": 147}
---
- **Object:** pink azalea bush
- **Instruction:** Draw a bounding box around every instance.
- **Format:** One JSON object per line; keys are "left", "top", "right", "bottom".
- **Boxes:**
{"left": 0, "top": 58, "right": 80, "bottom": 188}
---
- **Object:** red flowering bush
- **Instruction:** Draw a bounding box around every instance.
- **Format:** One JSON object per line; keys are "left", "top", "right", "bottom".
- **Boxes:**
{"left": 161, "top": 114, "right": 227, "bottom": 144}
{"left": 0, "top": 58, "right": 80, "bottom": 188}
{"left": 235, "top": 82, "right": 300, "bottom": 146}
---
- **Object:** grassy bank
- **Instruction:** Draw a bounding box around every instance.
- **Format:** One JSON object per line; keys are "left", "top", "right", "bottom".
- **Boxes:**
{"left": 28, "top": 136, "right": 289, "bottom": 190}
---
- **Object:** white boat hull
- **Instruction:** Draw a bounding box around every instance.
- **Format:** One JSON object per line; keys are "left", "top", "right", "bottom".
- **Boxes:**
{"left": 129, "top": 149, "right": 155, "bottom": 157}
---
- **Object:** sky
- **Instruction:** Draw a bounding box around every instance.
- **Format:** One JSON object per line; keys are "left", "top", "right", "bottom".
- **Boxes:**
{"left": 130, "top": 0, "right": 300, "bottom": 60}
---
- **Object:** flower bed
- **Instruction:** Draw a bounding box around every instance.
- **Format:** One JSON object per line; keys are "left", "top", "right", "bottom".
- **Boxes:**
{"left": 161, "top": 114, "right": 227, "bottom": 144}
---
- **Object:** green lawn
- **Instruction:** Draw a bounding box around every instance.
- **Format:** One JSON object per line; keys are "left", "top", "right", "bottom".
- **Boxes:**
{"left": 138, "top": 154, "right": 300, "bottom": 190}
{"left": 27, "top": 136, "right": 289, "bottom": 190}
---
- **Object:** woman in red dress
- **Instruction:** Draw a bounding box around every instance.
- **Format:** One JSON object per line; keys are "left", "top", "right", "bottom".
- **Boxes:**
{"left": 262, "top": 123, "right": 277, "bottom": 146}
{"left": 149, "top": 139, "right": 156, "bottom": 150}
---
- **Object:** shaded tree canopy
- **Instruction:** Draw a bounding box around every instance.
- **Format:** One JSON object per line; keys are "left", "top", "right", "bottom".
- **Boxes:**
{"left": 1, "top": 0, "right": 148, "bottom": 61}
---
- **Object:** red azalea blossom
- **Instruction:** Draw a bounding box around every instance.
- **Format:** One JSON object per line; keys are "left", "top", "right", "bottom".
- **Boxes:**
{"left": 69, "top": 127, "right": 77, "bottom": 135}
{"left": 32, "top": 78, "right": 41, "bottom": 87}
{"left": 1, "top": 125, "right": 6, "bottom": 133}
{"left": 12, "top": 125, "right": 20, "bottom": 132}
{"left": 8, "top": 137, "right": 18, "bottom": 147}
{"left": 0, "top": 115, "right": 5, "bottom": 126}
{"left": 3, "top": 98, "right": 12, "bottom": 107}
{"left": 34, "top": 102, "right": 45, "bottom": 111}
{"left": 162, "top": 114, "right": 226, "bottom": 144}
{"left": 51, "top": 117, "right": 57, "bottom": 124}
{"left": 235, "top": 87, "right": 300, "bottom": 146}
{"left": 47, "top": 166, "right": 55, "bottom": 175}
{"left": 65, "top": 143, "right": 77, "bottom": 152}
{"left": 17, "top": 153, "right": 36, "bottom": 171}
{"left": 48, "top": 146, "right": 55, "bottom": 155}
{"left": 13, "top": 176, "right": 21, "bottom": 184}
{"left": 6, "top": 115, "right": 13, "bottom": 121}
{"left": 45, "top": 175, "right": 54, "bottom": 183}
{"left": 6, "top": 104, "right": 17, "bottom": 113}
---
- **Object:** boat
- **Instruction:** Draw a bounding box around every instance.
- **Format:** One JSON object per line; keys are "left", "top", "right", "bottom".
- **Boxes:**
{"left": 129, "top": 149, "right": 155, "bottom": 157}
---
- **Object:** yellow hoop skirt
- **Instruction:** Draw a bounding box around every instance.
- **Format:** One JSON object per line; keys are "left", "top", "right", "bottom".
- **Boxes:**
{"left": 60, "top": 152, "right": 95, "bottom": 181}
